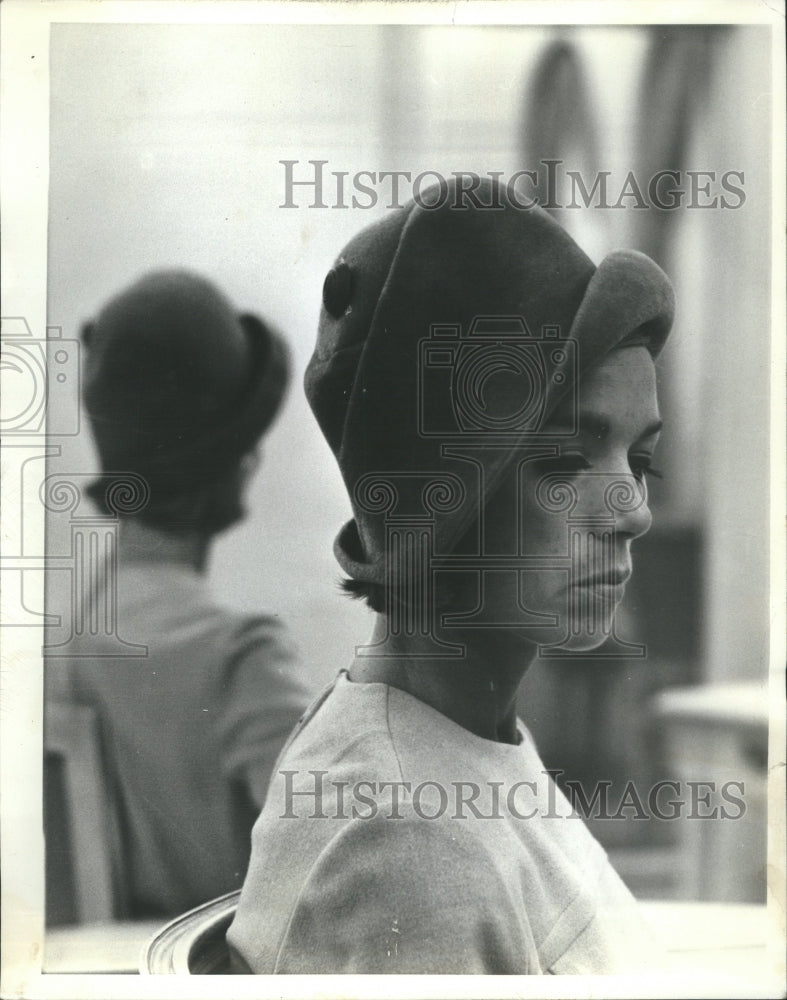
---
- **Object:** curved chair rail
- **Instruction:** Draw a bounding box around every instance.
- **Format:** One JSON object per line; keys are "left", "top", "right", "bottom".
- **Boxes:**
{"left": 141, "top": 889, "right": 241, "bottom": 974}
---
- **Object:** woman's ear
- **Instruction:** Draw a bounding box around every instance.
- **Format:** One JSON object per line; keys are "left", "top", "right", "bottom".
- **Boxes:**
{"left": 80, "top": 321, "right": 95, "bottom": 347}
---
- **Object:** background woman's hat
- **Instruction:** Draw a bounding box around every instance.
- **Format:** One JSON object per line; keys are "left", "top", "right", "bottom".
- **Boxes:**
{"left": 305, "top": 177, "right": 675, "bottom": 587}
{"left": 82, "top": 269, "right": 290, "bottom": 495}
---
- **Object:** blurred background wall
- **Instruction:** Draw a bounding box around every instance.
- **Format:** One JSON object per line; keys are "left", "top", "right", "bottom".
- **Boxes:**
{"left": 44, "top": 22, "right": 772, "bottom": 902}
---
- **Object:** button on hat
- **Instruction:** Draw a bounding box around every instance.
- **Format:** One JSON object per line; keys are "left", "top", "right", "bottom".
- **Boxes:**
{"left": 322, "top": 261, "right": 353, "bottom": 319}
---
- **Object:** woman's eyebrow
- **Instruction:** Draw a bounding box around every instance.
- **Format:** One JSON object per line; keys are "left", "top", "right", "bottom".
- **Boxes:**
{"left": 546, "top": 413, "right": 663, "bottom": 439}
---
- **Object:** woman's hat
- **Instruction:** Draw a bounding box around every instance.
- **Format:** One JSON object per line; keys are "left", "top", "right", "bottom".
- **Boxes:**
{"left": 305, "top": 178, "right": 675, "bottom": 588}
{"left": 82, "top": 270, "right": 290, "bottom": 498}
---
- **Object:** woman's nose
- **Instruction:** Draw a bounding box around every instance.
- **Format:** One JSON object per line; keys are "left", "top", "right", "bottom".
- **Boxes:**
{"left": 578, "top": 471, "right": 652, "bottom": 541}
{"left": 609, "top": 475, "right": 653, "bottom": 540}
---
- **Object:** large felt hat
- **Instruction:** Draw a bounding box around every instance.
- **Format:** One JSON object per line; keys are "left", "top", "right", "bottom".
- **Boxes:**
{"left": 305, "top": 178, "right": 675, "bottom": 587}
{"left": 82, "top": 270, "right": 290, "bottom": 499}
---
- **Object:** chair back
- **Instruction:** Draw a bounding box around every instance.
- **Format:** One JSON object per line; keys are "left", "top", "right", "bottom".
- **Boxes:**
{"left": 45, "top": 701, "right": 125, "bottom": 923}
{"left": 141, "top": 890, "right": 240, "bottom": 974}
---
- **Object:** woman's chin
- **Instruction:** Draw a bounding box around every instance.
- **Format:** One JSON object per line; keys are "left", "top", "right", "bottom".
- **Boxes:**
{"left": 536, "top": 618, "right": 617, "bottom": 654}
{"left": 488, "top": 621, "right": 612, "bottom": 655}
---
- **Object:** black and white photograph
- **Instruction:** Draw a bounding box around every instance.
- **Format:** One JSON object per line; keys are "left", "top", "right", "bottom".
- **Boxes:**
{"left": 1, "top": 2, "right": 784, "bottom": 997}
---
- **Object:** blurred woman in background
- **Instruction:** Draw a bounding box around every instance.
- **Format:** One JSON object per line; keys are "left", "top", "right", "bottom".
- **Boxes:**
{"left": 45, "top": 271, "right": 312, "bottom": 919}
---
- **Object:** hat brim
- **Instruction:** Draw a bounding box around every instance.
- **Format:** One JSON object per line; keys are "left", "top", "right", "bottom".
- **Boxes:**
{"left": 568, "top": 249, "right": 675, "bottom": 367}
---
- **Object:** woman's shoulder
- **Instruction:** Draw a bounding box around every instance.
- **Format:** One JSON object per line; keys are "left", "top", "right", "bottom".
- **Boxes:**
{"left": 269, "top": 671, "right": 408, "bottom": 786}
{"left": 235, "top": 804, "right": 537, "bottom": 974}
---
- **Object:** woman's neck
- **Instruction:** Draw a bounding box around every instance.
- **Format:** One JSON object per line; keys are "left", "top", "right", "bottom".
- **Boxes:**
{"left": 118, "top": 519, "right": 211, "bottom": 573}
{"left": 348, "top": 614, "right": 538, "bottom": 744}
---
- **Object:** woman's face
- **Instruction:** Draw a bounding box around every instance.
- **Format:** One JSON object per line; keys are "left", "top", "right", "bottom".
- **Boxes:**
{"left": 473, "top": 345, "right": 662, "bottom": 653}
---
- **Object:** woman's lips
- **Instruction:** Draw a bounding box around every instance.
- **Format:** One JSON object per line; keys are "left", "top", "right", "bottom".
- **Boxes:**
{"left": 573, "top": 567, "right": 631, "bottom": 587}
{"left": 579, "top": 582, "right": 625, "bottom": 605}
{"left": 571, "top": 568, "right": 631, "bottom": 604}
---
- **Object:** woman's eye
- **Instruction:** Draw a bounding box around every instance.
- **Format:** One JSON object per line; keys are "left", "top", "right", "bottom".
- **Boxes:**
{"left": 629, "top": 454, "right": 663, "bottom": 481}
{"left": 533, "top": 453, "right": 592, "bottom": 476}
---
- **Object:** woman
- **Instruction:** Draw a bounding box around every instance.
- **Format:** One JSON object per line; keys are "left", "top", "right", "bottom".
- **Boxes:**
{"left": 46, "top": 271, "right": 312, "bottom": 919}
{"left": 229, "top": 178, "right": 674, "bottom": 973}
